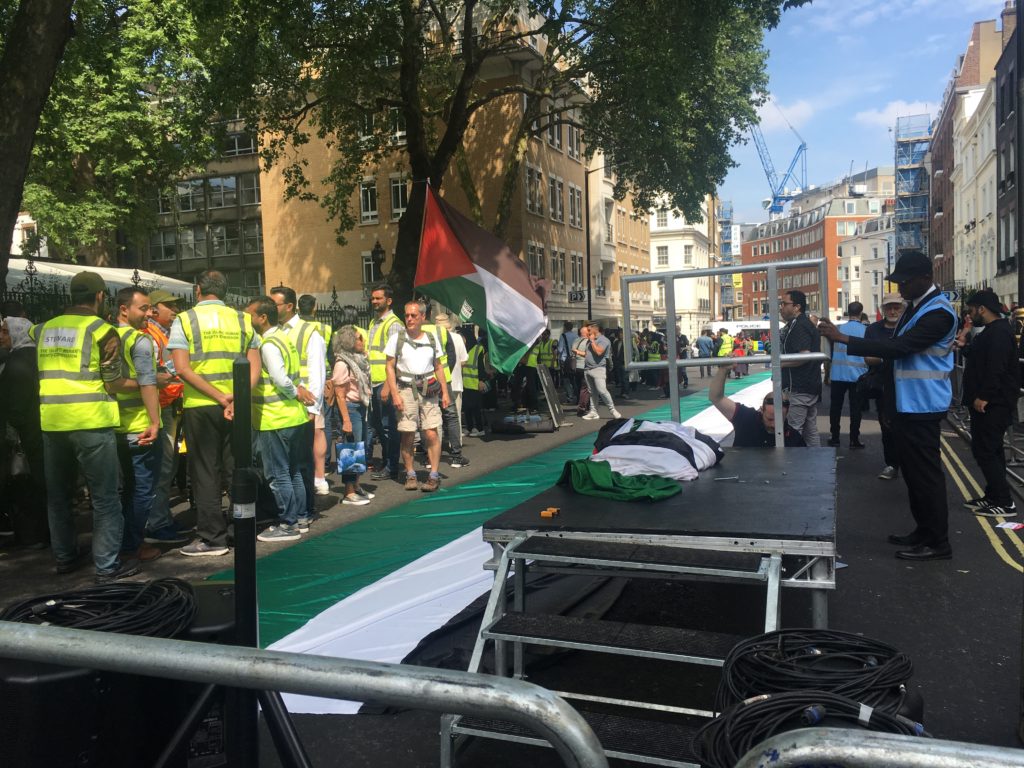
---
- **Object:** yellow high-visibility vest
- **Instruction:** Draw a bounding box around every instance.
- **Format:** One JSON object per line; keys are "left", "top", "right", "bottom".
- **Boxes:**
{"left": 115, "top": 325, "right": 161, "bottom": 434}
{"left": 179, "top": 303, "right": 255, "bottom": 409}
{"left": 253, "top": 331, "right": 309, "bottom": 431}
{"left": 421, "top": 323, "right": 451, "bottom": 383}
{"left": 367, "top": 312, "right": 400, "bottom": 385}
{"left": 37, "top": 314, "right": 119, "bottom": 432}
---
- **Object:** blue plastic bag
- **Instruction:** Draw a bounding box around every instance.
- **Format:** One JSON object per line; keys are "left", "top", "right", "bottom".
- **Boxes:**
{"left": 337, "top": 441, "right": 367, "bottom": 474}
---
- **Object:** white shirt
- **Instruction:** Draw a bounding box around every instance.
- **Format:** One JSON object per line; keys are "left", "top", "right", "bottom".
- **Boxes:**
{"left": 284, "top": 314, "right": 325, "bottom": 415}
{"left": 384, "top": 328, "right": 444, "bottom": 377}
{"left": 448, "top": 330, "right": 469, "bottom": 393}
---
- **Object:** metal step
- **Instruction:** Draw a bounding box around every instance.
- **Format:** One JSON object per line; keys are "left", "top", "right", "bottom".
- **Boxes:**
{"left": 512, "top": 535, "right": 767, "bottom": 579}
{"left": 483, "top": 612, "right": 742, "bottom": 666}
{"left": 452, "top": 708, "right": 704, "bottom": 767}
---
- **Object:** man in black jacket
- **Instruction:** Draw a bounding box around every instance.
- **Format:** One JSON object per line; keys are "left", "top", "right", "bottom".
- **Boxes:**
{"left": 819, "top": 251, "right": 957, "bottom": 561}
{"left": 959, "top": 289, "right": 1020, "bottom": 517}
{"left": 779, "top": 290, "right": 822, "bottom": 446}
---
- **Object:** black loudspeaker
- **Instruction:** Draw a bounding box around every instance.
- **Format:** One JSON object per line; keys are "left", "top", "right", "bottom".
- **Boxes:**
{"left": 0, "top": 581, "right": 238, "bottom": 768}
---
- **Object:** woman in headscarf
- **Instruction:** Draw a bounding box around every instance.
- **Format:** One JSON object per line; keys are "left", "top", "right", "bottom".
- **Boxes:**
{"left": 0, "top": 316, "right": 48, "bottom": 547}
{"left": 331, "top": 325, "right": 373, "bottom": 505}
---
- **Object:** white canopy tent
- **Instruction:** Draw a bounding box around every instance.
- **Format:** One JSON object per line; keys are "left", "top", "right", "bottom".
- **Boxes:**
{"left": 4, "top": 258, "right": 194, "bottom": 297}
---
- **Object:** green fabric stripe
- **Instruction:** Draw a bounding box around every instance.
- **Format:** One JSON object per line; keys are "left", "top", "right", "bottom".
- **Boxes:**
{"left": 417, "top": 275, "right": 487, "bottom": 325}
{"left": 212, "top": 372, "right": 770, "bottom": 646}
{"left": 483, "top": 322, "right": 533, "bottom": 374}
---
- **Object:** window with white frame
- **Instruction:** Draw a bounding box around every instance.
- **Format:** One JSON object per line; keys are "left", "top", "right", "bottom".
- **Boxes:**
{"left": 547, "top": 119, "right": 562, "bottom": 150}
{"left": 548, "top": 177, "right": 564, "bottom": 222}
{"left": 178, "top": 225, "right": 206, "bottom": 260}
{"left": 656, "top": 245, "right": 668, "bottom": 266}
{"left": 525, "top": 165, "right": 544, "bottom": 215}
{"left": 362, "top": 253, "right": 380, "bottom": 285}
{"left": 558, "top": 251, "right": 567, "bottom": 290}
{"left": 242, "top": 220, "right": 262, "bottom": 254}
{"left": 208, "top": 176, "right": 237, "bottom": 209}
{"left": 567, "top": 125, "right": 581, "bottom": 160}
{"left": 684, "top": 245, "right": 693, "bottom": 265}
{"left": 604, "top": 200, "right": 614, "bottom": 242}
{"left": 223, "top": 133, "right": 256, "bottom": 156}
{"left": 177, "top": 179, "right": 204, "bottom": 212}
{"left": 360, "top": 180, "right": 378, "bottom": 223}
{"left": 656, "top": 209, "right": 667, "bottom": 228}
{"left": 390, "top": 177, "right": 408, "bottom": 220}
{"left": 210, "top": 222, "right": 240, "bottom": 257}
{"left": 149, "top": 230, "right": 177, "bottom": 261}
{"left": 239, "top": 173, "right": 260, "bottom": 205}
{"left": 390, "top": 108, "right": 406, "bottom": 143}
{"left": 567, "top": 185, "right": 583, "bottom": 228}
{"left": 527, "top": 243, "right": 545, "bottom": 277}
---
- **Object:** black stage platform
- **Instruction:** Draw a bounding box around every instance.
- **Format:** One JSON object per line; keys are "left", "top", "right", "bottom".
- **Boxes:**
{"left": 483, "top": 448, "right": 837, "bottom": 545}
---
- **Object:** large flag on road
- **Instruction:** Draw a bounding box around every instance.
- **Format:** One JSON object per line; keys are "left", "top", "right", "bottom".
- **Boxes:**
{"left": 415, "top": 185, "right": 547, "bottom": 373}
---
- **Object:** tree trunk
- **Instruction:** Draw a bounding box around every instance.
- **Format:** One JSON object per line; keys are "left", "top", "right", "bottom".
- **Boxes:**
{"left": 0, "top": 0, "right": 75, "bottom": 287}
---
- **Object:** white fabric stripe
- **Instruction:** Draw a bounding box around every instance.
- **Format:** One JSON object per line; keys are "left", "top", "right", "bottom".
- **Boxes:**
{"left": 271, "top": 379, "right": 773, "bottom": 715}
{"left": 475, "top": 268, "right": 546, "bottom": 343}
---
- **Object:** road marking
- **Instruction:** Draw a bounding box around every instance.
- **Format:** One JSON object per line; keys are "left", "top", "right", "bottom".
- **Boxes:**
{"left": 940, "top": 438, "right": 1023, "bottom": 572}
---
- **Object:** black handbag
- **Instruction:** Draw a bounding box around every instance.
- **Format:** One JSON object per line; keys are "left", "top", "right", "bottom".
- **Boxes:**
{"left": 856, "top": 367, "right": 883, "bottom": 399}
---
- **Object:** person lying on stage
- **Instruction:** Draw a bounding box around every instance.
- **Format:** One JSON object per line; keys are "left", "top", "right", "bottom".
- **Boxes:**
{"left": 708, "top": 363, "right": 806, "bottom": 447}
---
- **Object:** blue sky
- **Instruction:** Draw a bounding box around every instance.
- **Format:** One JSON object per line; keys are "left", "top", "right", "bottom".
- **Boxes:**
{"left": 721, "top": 0, "right": 1010, "bottom": 224}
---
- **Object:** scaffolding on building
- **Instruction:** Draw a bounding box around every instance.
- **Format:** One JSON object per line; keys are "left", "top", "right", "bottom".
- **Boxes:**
{"left": 894, "top": 114, "right": 933, "bottom": 256}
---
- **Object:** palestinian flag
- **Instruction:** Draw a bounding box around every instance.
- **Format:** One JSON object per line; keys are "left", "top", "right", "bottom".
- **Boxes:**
{"left": 415, "top": 185, "right": 547, "bottom": 373}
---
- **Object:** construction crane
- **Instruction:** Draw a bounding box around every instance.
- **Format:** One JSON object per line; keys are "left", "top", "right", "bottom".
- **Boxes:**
{"left": 750, "top": 108, "right": 808, "bottom": 217}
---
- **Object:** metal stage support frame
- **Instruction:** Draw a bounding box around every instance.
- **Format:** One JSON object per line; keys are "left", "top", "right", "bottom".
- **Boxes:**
{"left": 619, "top": 256, "right": 830, "bottom": 445}
{"left": 0, "top": 622, "right": 609, "bottom": 768}
{"left": 733, "top": 727, "right": 1024, "bottom": 768}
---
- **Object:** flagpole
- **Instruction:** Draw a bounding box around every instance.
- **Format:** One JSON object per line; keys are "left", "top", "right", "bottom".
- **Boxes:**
{"left": 585, "top": 168, "right": 593, "bottom": 319}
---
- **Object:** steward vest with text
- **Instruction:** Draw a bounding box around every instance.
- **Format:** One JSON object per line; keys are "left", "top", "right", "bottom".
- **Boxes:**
{"left": 36, "top": 315, "right": 119, "bottom": 432}
{"left": 830, "top": 320, "right": 868, "bottom": 383}
{"left": 893, "top": 293, "right": 957, "bottom": 414}
{"left": 180, "top": 304, "right": 254, "bottom": 409}
{"left": 368, "top": 312, "right": 400, "bottom": 385}
{"left": 115, "top": 326, "right": 160, "bottom": 434}
{"left": 280, "top": 319, "right": 317, "bottom": 387}
{"left": 463, "top": 345, "right": 482, "bottom": 391}
{"left": 253, "top": 332, "right": 309, "bottom": 431}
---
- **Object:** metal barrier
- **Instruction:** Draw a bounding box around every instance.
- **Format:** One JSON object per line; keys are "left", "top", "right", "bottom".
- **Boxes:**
{"left": 734, "top": 727, "right": 1024, "bottom": 767}
{"left": 620, "top": 257, "right": 830, "bottom": 446}
{"left": 0, "top": 621, "right": 609, "bottom": 768}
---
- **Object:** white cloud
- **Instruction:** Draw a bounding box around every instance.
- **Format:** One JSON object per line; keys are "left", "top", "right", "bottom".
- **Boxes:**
{"left": 854, "top": 99, "right": 936, "bottom": 129}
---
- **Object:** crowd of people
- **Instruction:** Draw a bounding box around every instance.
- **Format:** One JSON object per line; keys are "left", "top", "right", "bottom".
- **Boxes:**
{"left": 4, "top": 251, "right": 1019, "bottom": 577}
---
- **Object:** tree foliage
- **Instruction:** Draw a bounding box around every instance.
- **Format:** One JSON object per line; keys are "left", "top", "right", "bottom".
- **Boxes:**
{"left": 205, "top": 0, "right": 807, "bottom": 295}
{"left": 15, "top": 1, "right": 221, "bottom": 265}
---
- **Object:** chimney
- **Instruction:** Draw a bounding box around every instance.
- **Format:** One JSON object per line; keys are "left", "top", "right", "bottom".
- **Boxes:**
{"left": 1003, "top": 0, "right": 1016, "bottom": 48}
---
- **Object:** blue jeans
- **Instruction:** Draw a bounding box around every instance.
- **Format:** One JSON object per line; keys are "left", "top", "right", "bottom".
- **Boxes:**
{"left": 256, "top": 424, "right": 306, "bottom": 527}
{"left": 148, "top": 404, "right": 181, "bottom": 533}
{"left": 339, "top": 401, "right": 366, "bottom": 483}
{"left": 117, "top": 434, "right": 162, "bottom": 552}
{"left": 43, "top": 429, "right": 124, "bottom": 574}
{"left": 370, "top": 383, "right": 400, "bottom": 473}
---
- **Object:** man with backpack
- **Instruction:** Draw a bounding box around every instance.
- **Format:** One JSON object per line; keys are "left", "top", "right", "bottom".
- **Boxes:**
{"left": 385, "top": 301, "right": 451, "bottom": 492}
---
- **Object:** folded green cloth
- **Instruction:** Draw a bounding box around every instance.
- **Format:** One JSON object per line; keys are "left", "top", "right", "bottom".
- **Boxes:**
{"left": 557, "top": 459, "right": 681, "bottom": 502}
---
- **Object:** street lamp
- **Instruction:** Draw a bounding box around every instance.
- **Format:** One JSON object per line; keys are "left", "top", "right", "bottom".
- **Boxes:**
{"left": 583, "top": 161, "right": 618, "bottom": 319}
{"left": 370, "top": 240, "right": 386, "bottom": 283}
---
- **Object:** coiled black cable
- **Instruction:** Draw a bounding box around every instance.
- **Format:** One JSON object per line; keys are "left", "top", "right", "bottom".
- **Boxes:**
{"left": 715, "top": 628, "right": 913, "bottom": 713}
{"left": 0, "top": 578, "right": 196, "bottom": 638}
{"left": 695, "top": 689, "right": 928, "bottom": 768}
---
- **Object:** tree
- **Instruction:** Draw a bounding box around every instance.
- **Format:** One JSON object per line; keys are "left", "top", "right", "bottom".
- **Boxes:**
{"left": 18, "top": 0, "right": 220, "bottom": 266}
{"left": 208, "top": 0, "right": 808, "bottom": 299}
{"left": 0, "top": 0, "right": 75, "bottom": 287}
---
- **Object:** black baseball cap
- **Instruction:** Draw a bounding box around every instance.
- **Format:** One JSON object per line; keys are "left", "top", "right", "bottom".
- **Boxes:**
{"left": 886, "top": 251, "right": 933, "bottom": 283}
{"left": 966, "top": 289, "right": 1003, "bottom": 314}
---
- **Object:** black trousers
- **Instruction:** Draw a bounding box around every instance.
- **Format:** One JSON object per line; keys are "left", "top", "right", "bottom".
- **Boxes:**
{"left": 183, "top": 405, "right": 233, "bottom": 547}
{"left": 829, "top": 380, "right": 863, "bottom": 440}
{"left": 892, "top": 415, "right": 948, "bottom": 546}
{"left": 970, "top": 405, "right": 1012, "bottom": 505}
{"left": 298, "top": 418, "right": 315, "bottom": 517}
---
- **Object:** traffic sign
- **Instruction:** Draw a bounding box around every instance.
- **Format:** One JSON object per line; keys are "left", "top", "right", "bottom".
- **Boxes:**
{"left": 568, "top": 290, "right": 588, "bottom": 303}
{"left": 943, "top": 290, "right": 960, "bottom": 302}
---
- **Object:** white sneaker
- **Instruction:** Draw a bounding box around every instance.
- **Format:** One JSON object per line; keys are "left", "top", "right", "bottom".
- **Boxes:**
{"left": 582, "top": 411, "right": 600, "bottom": 420}
{"left": 610, "top": 409, "right": 622, "bottom": 419}
{"left": 314, "top": 477, "right": 330, "bottom": 495}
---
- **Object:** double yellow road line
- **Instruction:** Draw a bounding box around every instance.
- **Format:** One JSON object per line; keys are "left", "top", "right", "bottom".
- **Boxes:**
{"left": 940, "top": 435, "right": 1024, "bottom": 572}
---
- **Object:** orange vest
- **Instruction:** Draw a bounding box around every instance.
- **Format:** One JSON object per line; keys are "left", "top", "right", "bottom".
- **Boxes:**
{"left": 144, "top": 320, "right": 184, "bottom": 408}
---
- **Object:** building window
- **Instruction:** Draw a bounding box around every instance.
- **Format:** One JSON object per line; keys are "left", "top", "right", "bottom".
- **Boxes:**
{"left": 527, "top": 243, "right": 545, "bottom": 277}
{"left": 149, "top": 230, "right": 176, "bottom": 261}
{"left": 548, "top": 177, "right": 564, "bottom": 222}
{"left": 656, "top": 245, "right": 668, "bottom": 266}
{"left": 546, "top": 120, "right": 562, "bottom": 150}
{"left": 208, "top": 176, "right": 238, "bottom": 209}
{"left": 156, "top": 191, "right": 173, "bottom": 215}
{"left": 656, "top": 209, "right": 668, "bottom": 228}
{"left": 604, "top": 200, "right": 614, "bottom": 242}
{"left": 362, "top": 253, "right": 380, "bottom": 285}
{"left": 390, "top": 177, "right": 409, "bottom": 220}
{"left": 525, "top": 165, "right": 544, "bottom": 215}
{"left": 390, "top": 108, "right": 407, "bottom": 143}
{"left": 242, "top": 220, "right": 263, "bottom": 254}
{"left": 360, "top": 181, "right": 378, "bottom": 224}
{"left": 684, "top": 245, "right": 693, "bottom": 265}
{"left": 558, "top": 251, "right": 567, "bottom": 290}
{"left": 567, "top": 125, "right": 581, "bottom": 160}
{"left": 177, "top": 179, "right": 205, "bottom": 212}
{"left": 845, "top": 201, "right": 856, "bottom": 214}
{"left": 210, "top": 223, "right": 240, "bottom": 257}
{"left": 239, "top": 173, "right": 261, "bottom": 206}
{"left": 567, "top": 185, "right": 583, "bottom": 228}
{"left": 179, "top": 225, "right": 206, "bottom": 260}
{"left": 223, "top": 133, "right": 256, "bottom": 156}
